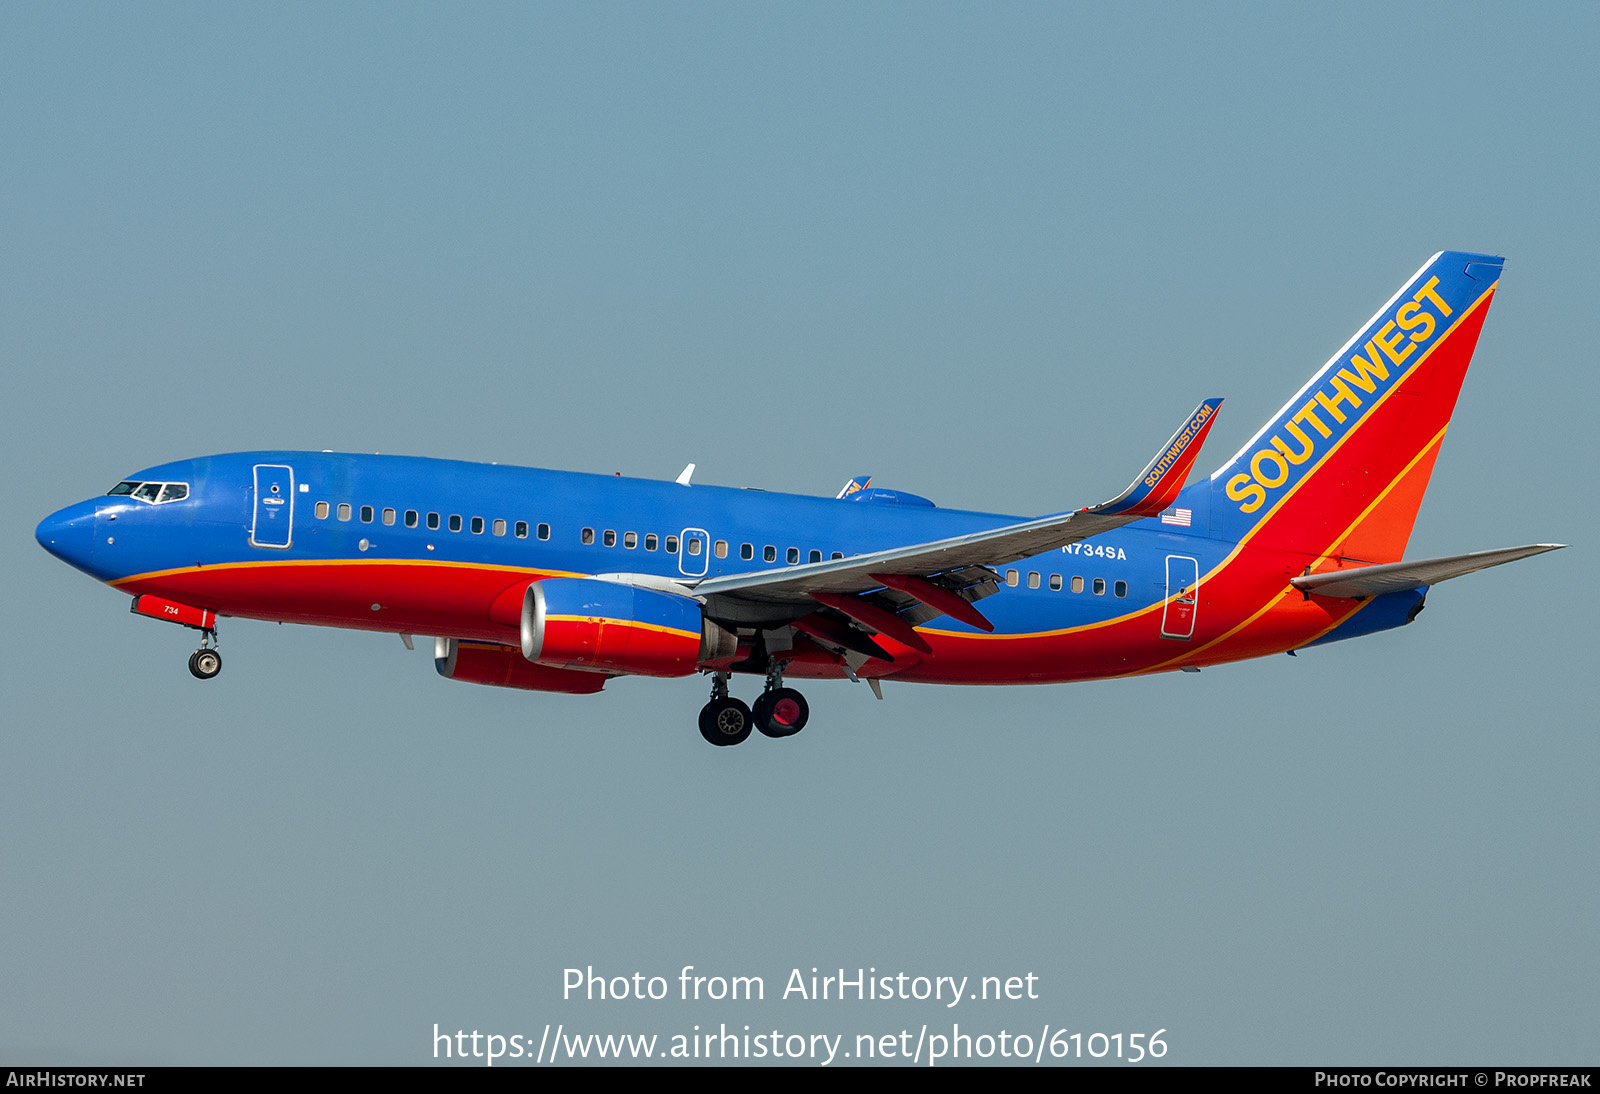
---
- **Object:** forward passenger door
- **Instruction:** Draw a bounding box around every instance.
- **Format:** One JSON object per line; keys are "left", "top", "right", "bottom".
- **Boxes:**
{"left": 250, "top": 464, "right": 295, "bottom": 549}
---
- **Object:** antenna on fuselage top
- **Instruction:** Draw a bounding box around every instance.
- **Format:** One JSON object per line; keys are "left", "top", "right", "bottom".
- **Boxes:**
{"left": 676, "top": 463, "right": 695, "bottom": 486}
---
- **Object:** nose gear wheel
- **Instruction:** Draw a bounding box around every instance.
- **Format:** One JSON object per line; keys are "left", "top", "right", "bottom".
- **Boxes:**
{"left": 188, "top": 648, "right": 222, "bottom": 679}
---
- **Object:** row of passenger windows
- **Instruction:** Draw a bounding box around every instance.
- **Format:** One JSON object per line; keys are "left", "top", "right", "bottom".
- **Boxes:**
{"left": 313, "top": 501, "right": 552, "bottom": 541}
{"left": 1006, "top": 569, "right": 1128, "bottom": 598}
{"left": 578, "top": 527, "right": 847, "bottom": 565}
{"left": 312, "top": 500, "right": 853, "bottom": 566}
{"left": 584, "top": 527, "right": 680, "bottom": 553}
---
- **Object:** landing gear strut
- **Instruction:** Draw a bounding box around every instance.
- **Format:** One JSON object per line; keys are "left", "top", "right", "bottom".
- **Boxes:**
{"left": 698, "top": 673, "right": 752, "bottom": 746}
{"left": 188, "top": 627, "right": 221, "bottom": 680}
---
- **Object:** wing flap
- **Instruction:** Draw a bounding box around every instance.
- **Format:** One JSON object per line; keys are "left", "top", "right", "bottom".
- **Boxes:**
{"left": 1289, "top": 544, "right": 1565, "bottom": 599}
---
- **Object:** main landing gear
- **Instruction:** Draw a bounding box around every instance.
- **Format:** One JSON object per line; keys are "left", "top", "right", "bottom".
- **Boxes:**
{"left": 187, "top": 628, "right": 222, "bottom": 680}
{"left": 698, "top": 665, "right": 810, "bottom": 747}
{"left": 753, "top": 659, "right": 808, "bottom": 739}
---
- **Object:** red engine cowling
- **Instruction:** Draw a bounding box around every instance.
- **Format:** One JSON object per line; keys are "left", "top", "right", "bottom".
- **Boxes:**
{"left": 434, "top": 637, "right": 608, "bottom": 694}
{"left": 521, "top": 577, "right": 736, "bottom": 677}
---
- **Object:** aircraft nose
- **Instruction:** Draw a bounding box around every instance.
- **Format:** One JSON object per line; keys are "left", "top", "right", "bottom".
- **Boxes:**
{"left": 35, "top": 500, "right": 99, "bottom": 572}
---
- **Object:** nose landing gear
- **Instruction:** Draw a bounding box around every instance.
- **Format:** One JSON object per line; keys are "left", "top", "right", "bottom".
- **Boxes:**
{"left": 187, "top": 628, "right": 222, "bottom": 680}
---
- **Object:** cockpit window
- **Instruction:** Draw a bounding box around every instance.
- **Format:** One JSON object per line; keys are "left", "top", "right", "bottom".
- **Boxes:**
{"left": 108, "top": 480, "right": 191, "bottom": 504}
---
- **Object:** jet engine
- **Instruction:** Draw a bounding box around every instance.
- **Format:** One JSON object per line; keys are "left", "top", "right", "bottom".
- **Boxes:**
{"left": 521, "top": 577, "right": 736, "bottom": 677}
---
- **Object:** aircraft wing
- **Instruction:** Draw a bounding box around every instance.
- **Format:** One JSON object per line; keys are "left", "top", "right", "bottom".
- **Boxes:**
{"left": 1289, "top": 544, "right": 1565, "bottom": 599}
{"left": 692, "top": 399, "right": 1222, "bottom": 619}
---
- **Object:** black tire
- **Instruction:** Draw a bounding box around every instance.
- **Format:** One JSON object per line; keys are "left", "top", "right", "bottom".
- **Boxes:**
{"left": 753, "top": 687, "right": 809, "bottom": 738}
{"left": 698, "top": 698, "right": 753, "bottom": 746}
{"left": 188, "top": 648, "right": 222, "bottom": 680}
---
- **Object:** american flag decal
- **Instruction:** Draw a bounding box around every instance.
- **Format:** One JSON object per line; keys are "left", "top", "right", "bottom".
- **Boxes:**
{"left": 1161, "top": 507, "right": 1192, "bottom": 527}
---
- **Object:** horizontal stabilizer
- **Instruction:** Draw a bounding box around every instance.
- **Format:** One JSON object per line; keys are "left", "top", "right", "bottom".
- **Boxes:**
{"left": 1290, "top": 544, "right": 1565, "bottom": 599}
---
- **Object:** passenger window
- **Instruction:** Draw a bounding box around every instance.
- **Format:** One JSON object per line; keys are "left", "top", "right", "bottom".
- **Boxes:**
{"left": 714, "top": 540, "right": 727, "bottom": 558}
{"left": 470, "top": 516, "right": 484, "bottom": 534}
{"left": 493, "top": 519, "right": 506, "bottom": 536}
{"left": 1028, "top": 571, "right": 1040, "bottom": 589}
{"left": 1006, "top": 569, "right": 1019, "bottom": 587}
{"left": 158, "top": 483, "right": 188, "bottom": 502}
{"left": 645, "top": 533, "right": 657, "bottom": 551}
{"left": 514, "top": 521, "right": 528, "bottom": 538}
{"left": 1050, "top": 574, "right": 1062, "bottom": 591}
{"left": 449, "top": 515, "right": 462, "bottom": 532}
{"left": 786, "top": 547, "right": 799, "bottom": 564}
{"left": 1093, "top": 578, "right": 1106, "bottom": 595}
{"left": 666, "top": 535, "right": 679, "bottom": 553}
{"left": 315, "top": 501, "right": 330, "bottom": 519}
{"left": 1114, "top": 580, "right": 1128, "bottom": 598}
{"left": 581, "top": 527, "right": 594, "bottom": 545}
{"left": 764, "top": 546, "right": 777, "bottom": 563}
{"left": 427, "top": 512, "right": 440, "bottom": 530}
{"left": 687, "top": 538, "right": 703, "bottom": 556}
{"left": 132, "top": 482, "right": 163, "bottom": 502}
{"left": 741, "top": 543, "right": 754, "bottom": 560}
{"left": 405, "top": 510, "right": 418, "bottom": 528}
{"left": 338, "top": 503, "right": 352, "bottom": 521}
{"left": 1071, "top": 576, "right": 1084, "bottom": 593}
{"left": 809, "top": 549, "right": 822, "bottom": 563}
{"left": 832, "top": 552, "right": 843, "bottom": 560}
{"left": 603, "top": 530, "right": 616, "bottom": 547}
{"left": 361, "top": 506, "right": 374, "bottom": 523}
{"left": 537, "top": 523, "right": 550, "bottom": 540}
{"left": 625, "top": 532, "right": 637, "bottom": 549}
{"left": 382, "top": 508, "right": 396, "bottom": 526}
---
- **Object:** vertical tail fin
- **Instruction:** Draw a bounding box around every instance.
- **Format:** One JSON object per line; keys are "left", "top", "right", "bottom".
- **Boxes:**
{"left": 1208, "top": 251, "right": 1503, "bottom": 562}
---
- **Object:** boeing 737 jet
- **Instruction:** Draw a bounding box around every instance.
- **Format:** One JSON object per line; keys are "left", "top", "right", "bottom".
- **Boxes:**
{"left": 36, "top": 252, "right": 1563, "bottom": 745}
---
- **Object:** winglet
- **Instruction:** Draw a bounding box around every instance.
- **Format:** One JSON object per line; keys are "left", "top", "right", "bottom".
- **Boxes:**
{"left": 1090, "top": 398, "right": 1223, "bottom": 518}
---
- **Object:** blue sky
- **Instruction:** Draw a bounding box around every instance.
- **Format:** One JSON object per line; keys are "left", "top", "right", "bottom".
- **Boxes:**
{"left": 3, "top": 3, "right": 1594, "bottom": 1065}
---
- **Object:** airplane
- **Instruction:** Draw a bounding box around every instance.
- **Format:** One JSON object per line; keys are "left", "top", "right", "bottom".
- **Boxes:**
{"left": 35, "top": 251, "right": 1564, "bottom": 746}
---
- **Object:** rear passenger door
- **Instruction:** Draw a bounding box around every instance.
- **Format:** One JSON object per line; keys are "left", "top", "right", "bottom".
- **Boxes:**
{"left": 1161, "top": 554, "right": 1198, "bottom": 639}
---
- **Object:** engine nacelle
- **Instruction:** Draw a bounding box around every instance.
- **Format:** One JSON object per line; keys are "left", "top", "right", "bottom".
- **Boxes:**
{"left": 521, "top": 577, "right": 735, "bottom": 677}
{"left": 434, "top": 637, "right": 608, "bottom": 694}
